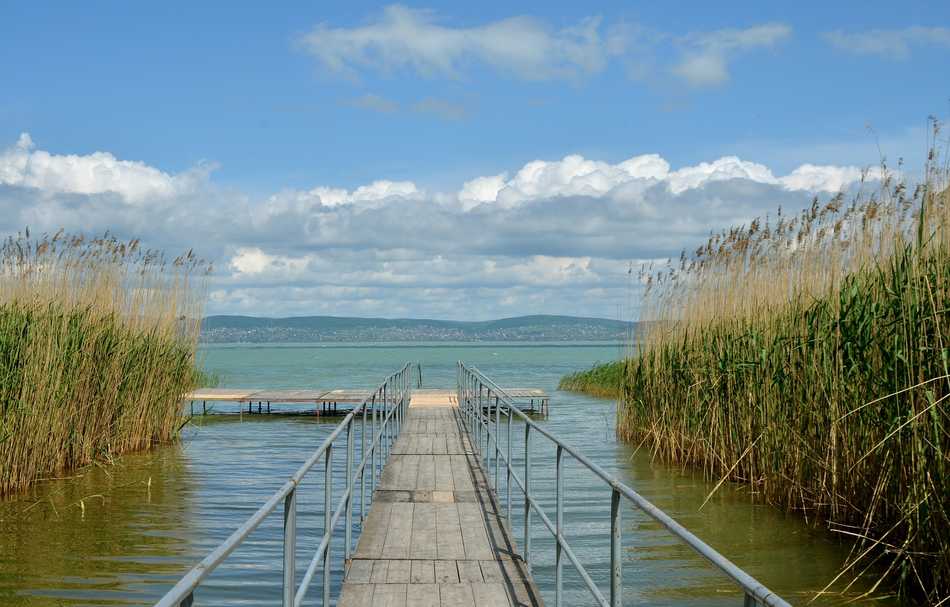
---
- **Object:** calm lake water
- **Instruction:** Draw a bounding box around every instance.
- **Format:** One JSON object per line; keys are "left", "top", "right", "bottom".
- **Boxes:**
{"left": 0, "top": 343, "right": 897, "bottom": 606}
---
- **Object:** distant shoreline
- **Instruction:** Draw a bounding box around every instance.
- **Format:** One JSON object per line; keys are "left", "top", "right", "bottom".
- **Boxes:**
{"left": 200, "top": 313, "right": 639, "bottom": 344}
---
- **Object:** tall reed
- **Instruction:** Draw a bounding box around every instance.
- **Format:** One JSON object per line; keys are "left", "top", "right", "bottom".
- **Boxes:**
{"left": 620, "top": 123, "right": 950, "bottom": 602}
{"left": 0, "top": 230, "right": 209, "bottom": 495}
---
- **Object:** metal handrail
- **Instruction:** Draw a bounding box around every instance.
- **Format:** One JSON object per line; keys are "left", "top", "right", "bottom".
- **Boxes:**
{"left": 155, "top": 363, "right": 416, "bottom": 607}
{"left": 457, "top": 362, "right": 792, "bottom": 607}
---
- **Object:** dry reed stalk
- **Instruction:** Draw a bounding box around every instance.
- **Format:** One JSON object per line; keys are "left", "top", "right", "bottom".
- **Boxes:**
{"left": 619, "top": 120, "right": 950, "bottom": 602}
{"left": 0, "top": 230, "right": 210, "bottom": 495}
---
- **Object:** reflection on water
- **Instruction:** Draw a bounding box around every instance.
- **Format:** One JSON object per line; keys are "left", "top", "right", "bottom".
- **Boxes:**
{"left": 0, "top": 343, "right": 900, "bottom": 605}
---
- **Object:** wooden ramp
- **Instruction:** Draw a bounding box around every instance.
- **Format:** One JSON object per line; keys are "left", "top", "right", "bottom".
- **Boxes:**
{"left": 339, "top": 390, "right": 543, "bottom": 607}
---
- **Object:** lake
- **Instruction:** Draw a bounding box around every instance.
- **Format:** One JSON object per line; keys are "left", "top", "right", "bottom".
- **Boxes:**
{"left": 0, "top": 342, "right": 896, "bottom": 606}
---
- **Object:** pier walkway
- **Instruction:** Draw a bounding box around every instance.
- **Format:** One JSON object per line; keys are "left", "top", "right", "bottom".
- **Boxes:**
{"left": 338, "top": 390, "right": 541, "bottom": 607}
{"left": 156, "top": 363, "right": 791, "bottom": 607}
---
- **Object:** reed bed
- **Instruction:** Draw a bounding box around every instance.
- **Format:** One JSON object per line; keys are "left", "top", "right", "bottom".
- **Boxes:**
{"left": 559, "top": 360, "right": 625, "bottom": 398}
{"left": 619, "top": 127, "right": 950, "bottom": 602}
{"left": 0, "top": 230, "right": 209, "bottom": 495}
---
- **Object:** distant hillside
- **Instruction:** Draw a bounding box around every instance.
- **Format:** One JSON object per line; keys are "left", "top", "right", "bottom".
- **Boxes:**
{"left": 200, "top": 314, "right": 635, "bottom": 343}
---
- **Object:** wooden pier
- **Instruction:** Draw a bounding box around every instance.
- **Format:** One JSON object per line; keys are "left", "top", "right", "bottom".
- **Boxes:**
{"left": 338, "top": 390, "right": 543, "bottom": 607}
{"left": 184, "top": 386, "right": 549, "bottom": 415}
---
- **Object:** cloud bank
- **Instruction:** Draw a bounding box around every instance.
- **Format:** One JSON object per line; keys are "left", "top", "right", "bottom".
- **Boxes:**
{"left": 0, "top": 134, "right": 876, "bottom": 319}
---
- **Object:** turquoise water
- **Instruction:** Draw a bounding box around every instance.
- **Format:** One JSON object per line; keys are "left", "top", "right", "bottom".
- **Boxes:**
{"left": 0, "top": 343, "right": 895, "bottom": 605}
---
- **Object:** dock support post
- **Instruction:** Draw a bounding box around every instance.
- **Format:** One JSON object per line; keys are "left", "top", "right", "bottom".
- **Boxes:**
{"left": 190, "top": 401, "right": 194, "bottom": 416}
{"left": 203, "top": 401, "right": 206, "bottom": 415}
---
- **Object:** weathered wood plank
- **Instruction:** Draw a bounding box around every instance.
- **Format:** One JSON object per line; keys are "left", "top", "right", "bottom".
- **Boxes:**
{"left": 374, "top": 583, "right": 408, "bottom": 607}
{"left": 410, "top": 559, "right": 435, "bottom": 584}
{"left": 338, "top": 584, "right": 375, "bottom": 607}
{"left": 472, "top": 582, "right": 512, "bottom": 607}
{"left": 433, "top": 560, "right": 460, "bottom": 584}
{"left": 411, "top": 502, "right": 438, "bottom": 559}
{"left": 439, "top": 583, "right": 475, "bottom": 607}
{"left": 456, "top": 560, "right": 484, "bottom": 583}
{"left": 435, "top": 503, "right": 465, "bottom": 560}
{"left": 382, "top": 502, "right": 414, "bottom": 558}
{"left": 407, "top": 583, "right": 440, "bottom": 607}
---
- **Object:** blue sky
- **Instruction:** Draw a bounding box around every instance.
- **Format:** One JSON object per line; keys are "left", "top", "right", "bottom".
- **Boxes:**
{"left": 1, "top": 2, "right": 949, "bottom": 319}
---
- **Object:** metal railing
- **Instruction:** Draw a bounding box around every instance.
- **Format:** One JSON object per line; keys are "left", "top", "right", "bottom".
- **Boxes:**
{"left": 457, "top": 362, "right": 792, "bottom": 607}
{"left": 155, "top": 363, "right": 415, "bottom": 607}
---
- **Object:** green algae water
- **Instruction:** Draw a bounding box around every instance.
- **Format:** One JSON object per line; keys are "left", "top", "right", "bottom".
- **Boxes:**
{"left": 0, "top": 343, "right": 898, "bottom": 606}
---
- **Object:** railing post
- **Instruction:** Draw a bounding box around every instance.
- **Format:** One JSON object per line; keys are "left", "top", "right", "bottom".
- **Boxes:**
{"left": 361, "top": 402, "right": 367, "bottom": 521}
{"left": 506, "top": 406, "right": 512, "bottom": 522}
{"left": 494, "top": 395, "right": 500, "bottom": 492}
{"left": 283, "top": 487, "right": 296, "bottom": 607}
{"left": 524, "top": 423, "right": 531, "bottom": 572}
{"left": 371, "top": 394, "right": 378, "bottom": 494}
{"left": 324, "top": 445, "right": 333, "bottom": 607}
{"left": 383, "top": 383, "right": 389, "bottom": 460}
{"left": 611, "top": 488, "right": 622, "bottom": 607}
{"left": 744, "top": 594, "right": 756, "bottom": 607}
{"left": 555, "top": 445, "right": 563, "bottom": 607}
{"left": 345, "top": 417, "right": 354, "bottom": 564}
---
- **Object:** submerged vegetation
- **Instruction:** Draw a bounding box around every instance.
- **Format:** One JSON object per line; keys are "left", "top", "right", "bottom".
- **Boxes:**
{"left": 0, "top": 230, "right": 209, "bottom": 495}
{"left": 610, "top": 125, "right": 950, "bottom": 603}
{"left": 559, "top": 360, "right": 625, "bottom": 398}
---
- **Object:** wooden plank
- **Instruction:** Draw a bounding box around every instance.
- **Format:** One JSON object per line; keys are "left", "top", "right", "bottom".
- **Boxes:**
{"left": 458, "top": 503, "right": 494, "bottom": 560}
{"left": 435, "top": 503, "right": 465, "bottom": 560}
{"left": 407, "top": 583, "right": 440, "bottom": 607}
{"left": 410, "top": 560, "right": 435, "bottom": 584}
{"left": 435, "top": 455, "right": 454, "bottom": 491}
{"left": 416, "top": 455, "right": 436, "bottom": 491}
{"left": 410, "top": 503, "right": 438, "bottom": 559}
{"left": 382, "top": 502, "right": 413, "bottom": 559}
{"left": 387, "top": 559, "right": 412, "bottom": 583}
{"left": 450, "top": 455, "right": 475, "bottom": 491}
{"left": 456, "top": 560, "right": 484, "bottom": 583}
{"left": 338, "top": 584, "right": 375, "bottom": 607}
{"left": 433, "top": 560, "right": 460, "bottom": 584}
{"left": 374, "top": 583, "right": 408, "bottom": 607}
{"left": 346, "top": 560, "right": 374, "bottom": 583}
{"left": 371, "top": 560, "right": 389, "bottom": 583}
{"left": 354, "top": 502, "right": 392, "bottom": 559}
{"left": 471, "top": 582, "right": 511, "bottom": 607}
{"left": 439, "top": 584, "right": 475, "bottom": 607}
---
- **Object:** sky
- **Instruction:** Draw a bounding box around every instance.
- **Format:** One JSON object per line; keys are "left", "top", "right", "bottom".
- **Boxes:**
{"left": 1, "top": 1, "right": 949, "bottom": 320}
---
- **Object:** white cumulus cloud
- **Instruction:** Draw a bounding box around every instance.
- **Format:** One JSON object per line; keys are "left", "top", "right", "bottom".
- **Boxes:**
{"left": 0, "top": 133, "right": 207, "bottom": 203}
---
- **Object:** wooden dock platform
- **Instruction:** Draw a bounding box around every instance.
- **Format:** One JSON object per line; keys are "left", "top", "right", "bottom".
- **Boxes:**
{"left": 184, "top": 386, "right": 549, "bottom": 415}
{"left": 338, "top": 389, "right": 543, "bottom": 607}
